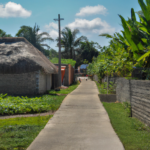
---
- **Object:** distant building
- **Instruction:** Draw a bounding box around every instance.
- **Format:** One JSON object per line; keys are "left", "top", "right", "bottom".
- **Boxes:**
{"left": 0, "top": 37, "right": 58, "bottom": 95}
{"left": 80, "top": 64, "right": 88, "bottom": 73}
{"left": 52, "top": 64, "right": 74, "bottom": 88}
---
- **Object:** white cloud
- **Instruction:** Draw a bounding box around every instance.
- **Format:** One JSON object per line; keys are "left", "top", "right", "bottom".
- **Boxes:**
{"left": 76, "top": 5, "right": 107, "bottom": 17}
{"left": 0, "top": 2, "right": 31, "bottom": 18}
{"left": 44, "top": 22, "right": 58, "bottom": 39}
{"left": 67, "top": 18, "right": 115, "bottom": 35}
{"left": 45, "top": 22, "right": 58, "bottom": 30}
{"left": 49, "top": 30, "right": 58, "bottom": 39}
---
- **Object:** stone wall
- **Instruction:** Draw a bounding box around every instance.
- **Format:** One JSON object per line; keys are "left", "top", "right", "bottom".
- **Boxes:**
{"left": 116, "top": 78, "right": 150, "bottom": 126}
{"left": 0, "top": 71, "right": 38, "bottom": 95}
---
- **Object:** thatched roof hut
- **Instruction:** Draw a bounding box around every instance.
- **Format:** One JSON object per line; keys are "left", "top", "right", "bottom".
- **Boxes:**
{"left": 0, "top": 37, "right": 58, "bottom": 95}
{"left": 0, "top": 37, "right": 58, "bottom": 74}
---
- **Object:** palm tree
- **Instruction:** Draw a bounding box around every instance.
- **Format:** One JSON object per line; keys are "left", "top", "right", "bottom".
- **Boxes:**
{"left": 16, "top": 24, "right": 54, "bottom": 53}
{"left": 56, "top": 27, "right": 87, "bottom": 59}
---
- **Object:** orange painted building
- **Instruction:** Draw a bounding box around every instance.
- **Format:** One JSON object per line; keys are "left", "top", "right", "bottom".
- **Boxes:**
{"left": 52, "top": 64, "right": 74, "bottom": 88}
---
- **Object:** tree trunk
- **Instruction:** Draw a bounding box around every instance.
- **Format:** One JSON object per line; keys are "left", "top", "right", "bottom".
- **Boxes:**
{"left": 74, "top": 50, "right": 75, "bottom": 60}
{"left": 107, "top": 74, "right": 108, "bottom": 94}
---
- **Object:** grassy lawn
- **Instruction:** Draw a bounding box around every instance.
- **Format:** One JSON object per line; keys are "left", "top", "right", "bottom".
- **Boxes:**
{"left": 49, "top": 81, "right": 80, "bottom": 95}
{"left": 0, "top": 81, "right": 79, "bottom": 115}
{"left": 0, "top": 115, "right": 52, "bottom": 150}
{"left": 103, "top": 102, "right": 150, "bottom": 150}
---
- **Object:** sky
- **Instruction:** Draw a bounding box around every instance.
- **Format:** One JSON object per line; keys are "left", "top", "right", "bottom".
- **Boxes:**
{"left": 0, "top": 0, "right": 141, "bottom": 51}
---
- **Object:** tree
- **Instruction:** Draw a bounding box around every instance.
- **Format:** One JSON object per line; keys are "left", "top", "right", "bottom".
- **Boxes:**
{"left": 73, "top": 41, "right": 100, "bottom": 67}
{"left": 57, "top": 27, "right": 87, "bottom": 59}
{"left": 100, "top": 0, "right": 150, "bottom": 68}
{"left": 80, "top": 41, "right": 100, "bottom": 62}
{"left": 49, "top": 49, "right": 58, "bottom": 59}
{"left": 0, "top": 29, "right": 12, "bottom": 37}
{"left": 83, "top": 59, "right": 88, "bottom": 64}
{"left": 16, "top": 24, "right": 54, "bottom": 54}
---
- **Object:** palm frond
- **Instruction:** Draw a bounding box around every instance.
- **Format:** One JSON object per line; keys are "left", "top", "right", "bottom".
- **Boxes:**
{"left": 40, "top": 44, "right": 50, "bottom": 49}
{"left": 39, "top": 37, "right": 54, "bottom": 43}
{"left": 99, "top": 33, "right": 113, "bottom": 38}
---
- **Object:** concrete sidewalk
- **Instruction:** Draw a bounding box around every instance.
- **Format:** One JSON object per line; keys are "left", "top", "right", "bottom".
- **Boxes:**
{"left": 27, "top": 80, "right": 124, "bottom": 150}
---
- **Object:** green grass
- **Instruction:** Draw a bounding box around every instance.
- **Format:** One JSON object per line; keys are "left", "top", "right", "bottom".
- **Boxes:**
{"left": 0, "top": 81, "right": 79, "bottom": 115}
{"left": 103, "top": 102, "right": 150, "bottom": 150}
{"left": 0, "top": 115, "right": 52, "bottom": 150}
{"left": 49, "top": 81, "right": 80, "bottom": 95}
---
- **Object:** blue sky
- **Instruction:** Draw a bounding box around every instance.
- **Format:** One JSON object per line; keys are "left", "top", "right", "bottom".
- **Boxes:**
{"left": 0, "top": 0, "right": 141, "bottom": 51}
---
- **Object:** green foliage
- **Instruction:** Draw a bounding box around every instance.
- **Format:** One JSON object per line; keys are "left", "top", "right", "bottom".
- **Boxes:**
{"left": 76, "top": 41, "right": 100, "bottom": 67}
{"left": 95, "top": 81, "right": 116, "bottom": 94}
{"left": 0, "top": 82, "right": 79, "bottom": 115}
{"left": 49, "top": 49, "right": 58, "bottom": 59}
{"left": 49, "top": 81, "right": 79, "bottom": 95}
{"left": 94, "top": 0, "right": 150, "bottom": 80}
{"left": 0, "top": 116, "right": 52, "bottom": 150}
{"left": 83, "top": 59, "right": 88, "bottom": 64}
{"left": 57, "top": 27, "right": 87, "bottom": 59}
{"left": 0, "top": 94, "right": 65, "bottom": 115}
{"left": 0, "top": 29, "right": 12, "bottom": 37}
{"left": 132, "top": 118, "right": 149, "bottom": 131}
{"left": 50, "top": 57, "right": 76, "bottom": 66}
{"left": 103, "top": 102, "right": 150, "bottom": 150}
{"left": 16, "top": 24, "right": 53, "bottom": 56}
{"left": 123, "top": 102, "right": 132, "bottom": 117}
{"left": 87, "top": 43, "right": 133, "bottom": 80}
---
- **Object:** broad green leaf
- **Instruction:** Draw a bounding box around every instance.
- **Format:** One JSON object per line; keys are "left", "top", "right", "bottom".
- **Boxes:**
{"left": 131, "top": 8, "right": 136, "bottom": 22}
{"left": 138, "top": 0, "right": 150, "bottom": 21}
{"left": 140, "top": 26, "right": 150, "bottom": 34}
{"left": 119, "top": 15, "right": 139, "bottom": 51}
{"left": 137, "top": 42, "right": 144, "bottom": 50}
{"left": 138, "top": 50, "right": 150, "bottom": 61}
{"left": 141, "top": 38, "right": 148, "bottom": 44}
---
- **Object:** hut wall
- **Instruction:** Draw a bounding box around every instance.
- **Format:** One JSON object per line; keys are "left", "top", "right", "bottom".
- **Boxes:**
{"left": 0, "top": 71, "right": 38, "bottom": 95}
{"left": 38, "top": 71, "right": 52, "bottom": 94}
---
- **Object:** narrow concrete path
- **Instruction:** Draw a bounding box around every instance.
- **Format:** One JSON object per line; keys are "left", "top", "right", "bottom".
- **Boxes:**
{"left": 27, "top": 80, "right": 124, "bottom": 150}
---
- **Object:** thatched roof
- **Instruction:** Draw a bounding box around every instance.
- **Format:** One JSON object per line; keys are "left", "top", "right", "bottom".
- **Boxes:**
{"left": 0, "top": 37, "right": 58, "bottom": 74}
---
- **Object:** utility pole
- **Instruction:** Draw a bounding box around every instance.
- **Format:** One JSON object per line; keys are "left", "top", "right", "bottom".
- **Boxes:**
{"left": 54, "top": 14, "right": 64, "bottom": 87}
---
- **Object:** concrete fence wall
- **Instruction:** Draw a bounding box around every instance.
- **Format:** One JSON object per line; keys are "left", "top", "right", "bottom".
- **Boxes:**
{"left": 116, "top": 78, "right": 130, "bottom": 103}
{"left": 116, "top": 78, "right": 150, "bottom": 126}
